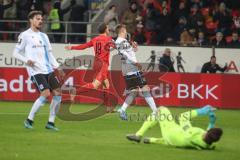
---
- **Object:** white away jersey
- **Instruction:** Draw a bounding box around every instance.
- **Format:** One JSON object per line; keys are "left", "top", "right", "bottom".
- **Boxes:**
{"left": 115, "top": 37, "right": 138, "bottom": 75}
{"left": 13, "top": 28, "right": 59, "bottom": 76}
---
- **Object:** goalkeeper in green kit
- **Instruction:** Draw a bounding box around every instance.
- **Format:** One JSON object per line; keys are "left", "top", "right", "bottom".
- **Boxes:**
{"left": 126, "top": 105, "right": 223, "bottom": 150}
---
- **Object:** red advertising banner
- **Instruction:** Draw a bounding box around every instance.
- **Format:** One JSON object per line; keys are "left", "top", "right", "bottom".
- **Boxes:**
{"left": 0, "top": 68, "right": 240, "bottom": 109}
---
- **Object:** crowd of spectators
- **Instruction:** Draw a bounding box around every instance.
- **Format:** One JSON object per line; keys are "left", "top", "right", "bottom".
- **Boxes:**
{"left": 118, "top": 0, "right": 240, "bottom": 48}
{"left": 1, "top": 0, "right": 240, "bottom": 48}
{"left": 0, "top": 0, "right": 88, "bottom": 42}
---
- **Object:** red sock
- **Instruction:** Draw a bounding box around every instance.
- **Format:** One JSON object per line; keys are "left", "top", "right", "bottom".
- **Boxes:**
{"left": 103, "top": 89, "right": 109, "bottom": 107}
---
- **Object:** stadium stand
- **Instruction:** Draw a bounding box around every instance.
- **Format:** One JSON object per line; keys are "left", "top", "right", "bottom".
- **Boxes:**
{"left": 0, "top": 0, "right": 240, "bottom": 48}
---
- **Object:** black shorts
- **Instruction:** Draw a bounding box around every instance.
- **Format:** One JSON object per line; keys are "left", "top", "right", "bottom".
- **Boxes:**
{"left": 31, "top": 72, "right": 61, "bottom": 92}
{"left": 124, "top": 72, "right": 147, "bottom": 90}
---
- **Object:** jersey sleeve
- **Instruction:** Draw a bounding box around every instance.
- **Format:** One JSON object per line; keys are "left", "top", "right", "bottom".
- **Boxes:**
{"left": 45, "top": 34, "right": 59, "bottom": 69}
{"left": 71, "top": 40, "right": 93, "bottom": 50}
{"left": 12, "top": 33, "right": 28, "bottom": 63}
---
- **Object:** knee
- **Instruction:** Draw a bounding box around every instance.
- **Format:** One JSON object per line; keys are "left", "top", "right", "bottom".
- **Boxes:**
{"left": 129, "top": 91, "right": 138, "bottom": 97}
{"left": 142, "top": 90, "right": 151, "bottom": 97}
{"left": 41, "top": 89, "right": 51, "bottom": 98}
{"left": 53, "top": 95, "right": 62, "bottom": 102}
{"left": 53, "top": 88, "right": 61, "bottom": 96}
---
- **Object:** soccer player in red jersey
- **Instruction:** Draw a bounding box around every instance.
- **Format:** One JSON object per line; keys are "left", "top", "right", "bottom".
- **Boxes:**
{"left": 65, "top": 23, "right": 114, "bottom": 111}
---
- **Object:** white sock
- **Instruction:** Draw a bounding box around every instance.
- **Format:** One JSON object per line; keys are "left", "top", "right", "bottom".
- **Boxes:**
{"left": 144, "top": 97, "right": 157, "bottom": 113}
{"left": 120, "top": 92, "right": 137, "bottom": 112}
{"left": 28, "top": 96, "right": 46, "bottom": 121}
{"left": 48, "top": 96, "right": 62, "bottom": 123}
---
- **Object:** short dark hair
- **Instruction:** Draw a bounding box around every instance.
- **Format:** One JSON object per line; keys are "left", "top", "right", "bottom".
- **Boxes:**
{"left": 115, "top": 24, "right": 126, "bottom": 35}
{"left": 204, "top": 128, "right": 223, "bottom": 145}
{"left": 98, "top": 23, "right": 107, "bottom": 34}
{"left": 109, "top": 5, "right": 116, "bottom": 10}
{"left": 211, "top": 55, "right": 216, "bottom": 59}
{"left": 28, "top": 10, "right": 43, "bottom": 20}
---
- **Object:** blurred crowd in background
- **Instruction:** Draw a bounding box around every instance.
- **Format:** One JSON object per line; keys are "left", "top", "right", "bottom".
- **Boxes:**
{"left": 1, "top": 0, "right": 240, "bottom": 48}
{"left": 120, "top": 0, "right": 240, "bottom": 48}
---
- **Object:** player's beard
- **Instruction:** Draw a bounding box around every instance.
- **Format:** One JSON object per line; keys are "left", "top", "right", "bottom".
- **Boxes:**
{"left": 36, "top": 24, "right": 42, "bottom": 31}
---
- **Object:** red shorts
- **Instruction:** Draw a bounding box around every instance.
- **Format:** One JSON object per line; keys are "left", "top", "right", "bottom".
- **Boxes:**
{"left": 93, "top": 61, "right": 109, "bottom": 83}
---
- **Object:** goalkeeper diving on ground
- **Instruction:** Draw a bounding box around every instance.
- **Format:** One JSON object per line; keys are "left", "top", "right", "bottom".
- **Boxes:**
{"left": 126, "top": 105, "right": 223, "bottom": 150}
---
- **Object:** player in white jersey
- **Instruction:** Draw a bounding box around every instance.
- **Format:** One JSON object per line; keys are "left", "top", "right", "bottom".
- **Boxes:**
{"left": 13, "top": 11, "right": 63, "bottom": 131}
{"left": 115, "top": 24, "right": 158, "bottom": 120}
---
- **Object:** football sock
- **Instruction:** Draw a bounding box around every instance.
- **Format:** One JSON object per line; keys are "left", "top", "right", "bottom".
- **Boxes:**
{"left": 178, "top": 110, "right": 197, "bottom": 128}
{"left": 196, "top": 105, "right": 212, "bottom": 116}
{"left": 207, "top": 112, "right": 216, "bottom": 130}
{"left": 49, "top": 96, "right": 62, "bottom": 123}
{"left": 179, "top": 110, "right": 198, "bottom": 120}
{"left": 144, "top": 97, "right": 158, "bottom": 113}
{"left": 136, "top": 113, "right": 158, "bottom": 136}
{"left": 142, "top": 91, "right": 157, "bottom": 113}
{"left": 148, "top": 138, "right": 166, "bottom": 144}
{"left": 28, "top": 96, "right": 46, "bottom": 121}
{"left": 103, "top": 89, "right": 109, "bottom": 106}
{"left": 120, "top": 92, "right": 137, "bottom": 112}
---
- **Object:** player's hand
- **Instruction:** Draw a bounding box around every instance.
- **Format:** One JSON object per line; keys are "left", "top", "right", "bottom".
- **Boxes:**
{"left": 26, "top": 60, "right": 35, "bottom": 67}
{"left": 131, "top": 41, "right": 138, "bottom": 48}
{"left": 64, "top": 45, "right": 72, "bottom": 50}
{"left": 58, "top": 69, "right": 66, "bottom": 80}
{"left": 131, "top": 41, "right": 138, "bottom": 51}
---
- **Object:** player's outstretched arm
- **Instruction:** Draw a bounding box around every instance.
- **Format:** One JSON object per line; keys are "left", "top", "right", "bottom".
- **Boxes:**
{"left": 65, "top": 40, "right": 93, "bottom": 51}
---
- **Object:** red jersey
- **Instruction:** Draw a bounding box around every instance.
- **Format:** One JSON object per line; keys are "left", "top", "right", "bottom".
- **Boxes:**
{"left": 71, "top": 34, "right": 113, "bottom": 64}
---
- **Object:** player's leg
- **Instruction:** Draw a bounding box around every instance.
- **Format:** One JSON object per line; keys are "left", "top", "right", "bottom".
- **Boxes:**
{"left": 25, "top": 74, "right": 51, "bottom": 129}
{"left": 126, "top": 112, "right": 158, "bottom": 142}
{"left": 135, "top": 71, "right": 158, "bottom": 113}
{"left": 102, "top": 78, "right": 114, "bottom": 113}
{"left": 118, "top": 73, "right": 139, "bottom": 120}
{"left": 83, "top": 79, "right": 101, "bottom": 89}
{"left": 157, "top": 106, "right": 178, "bottom": 134}
{"left": 143, "top": 137, "right": 167, "bottom": 145}
{"left": 46, "top": 72, "right": 62, "bottom": 131}
{"left": 140, "top": 85, "right": 158, "bottom": 114}
{"left": 178, "top": 110, "right": 196, "bottom": 130}
{"left": 83, "top": 61, "right": 107, "bottom": 90}
{"left": 118, "top": 91, "right": 137, "bottom": 120}
{"left": 179, "top": 105, "right": 216, "bottom": 130}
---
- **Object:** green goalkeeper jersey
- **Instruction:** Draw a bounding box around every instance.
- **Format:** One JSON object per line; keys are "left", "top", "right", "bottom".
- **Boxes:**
{"left": 165, "top": 126, "right": 213, "bottom": 150}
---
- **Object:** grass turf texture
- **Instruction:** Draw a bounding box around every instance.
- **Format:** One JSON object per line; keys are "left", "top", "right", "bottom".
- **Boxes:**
{"left": 0, "top": 101, "right": 239, "bottom": 160}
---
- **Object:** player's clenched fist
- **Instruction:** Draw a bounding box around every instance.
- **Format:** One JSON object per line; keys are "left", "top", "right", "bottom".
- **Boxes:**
{"left": 26, "top": 60, "right": 35, "bottom": 67}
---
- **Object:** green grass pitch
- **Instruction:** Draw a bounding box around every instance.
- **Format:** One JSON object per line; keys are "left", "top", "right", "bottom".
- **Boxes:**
{"left": 0, "top": 101, "right": 239, "bottom": 160}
